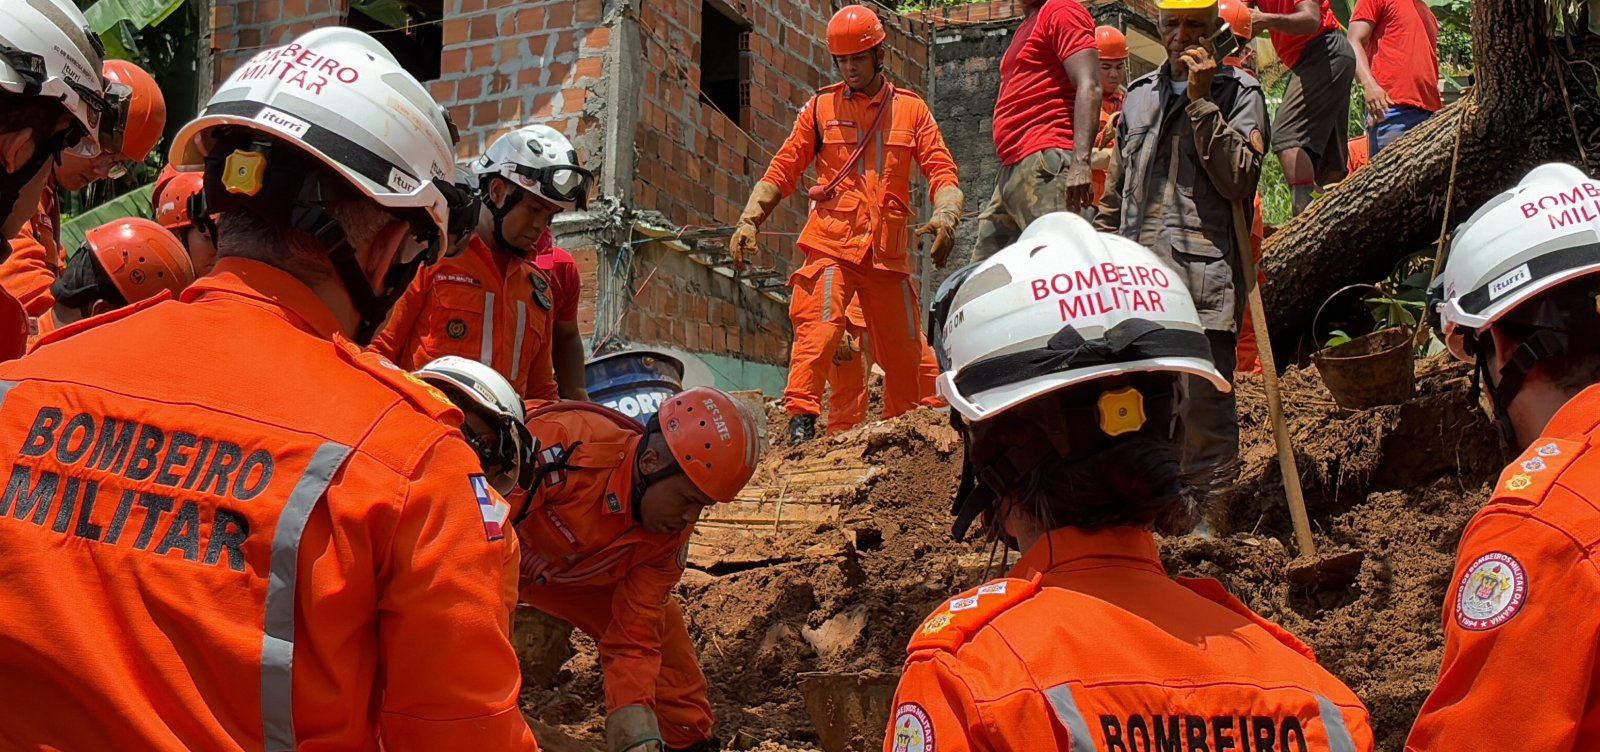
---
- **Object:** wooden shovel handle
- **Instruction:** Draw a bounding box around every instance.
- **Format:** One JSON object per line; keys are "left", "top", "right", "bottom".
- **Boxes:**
{"left": 1231, "top": 201, "right": 1318, "bottom": 560}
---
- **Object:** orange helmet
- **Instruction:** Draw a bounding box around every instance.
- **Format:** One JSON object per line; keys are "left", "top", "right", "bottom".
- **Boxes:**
{"left": 657, "top": 387, "right": 760, "bottom": 503}
{"left": 84, "top": 217, "right": 195, "bottom": 305}
{"left": 153, "top": 168, "right": 208, "bottom": 231}
{"left": 1219, "top": 0, "right": 1252, "bottom": 41}
{"left": 828, "top": 5, "right": 886, "bottom": 57}
{"left": 1095, "top": 26, "right": 1128, "bottom": 61}
{"left": 101, "top": 60, "right": 167, "bottom": 162}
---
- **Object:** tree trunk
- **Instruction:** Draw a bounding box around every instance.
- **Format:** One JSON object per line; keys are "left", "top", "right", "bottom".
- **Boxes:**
{"left": 1260, "top": 0, "right": 1596, "bottom": 360}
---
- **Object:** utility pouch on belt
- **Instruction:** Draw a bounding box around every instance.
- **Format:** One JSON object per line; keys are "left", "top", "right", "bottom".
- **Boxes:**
{"left": 808, "top": 85, "right": 897, "bottom": 203}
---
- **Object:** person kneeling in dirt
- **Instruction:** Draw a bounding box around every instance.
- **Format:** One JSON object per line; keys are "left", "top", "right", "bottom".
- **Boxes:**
{"left": 885, "top": 212, "right": 1374, "bottom": 751}
{"left": 1411, "top": 163, "right": 1600, "bottom": 750}
{"left": 512, "top": 388, "right": 761, "bottom": 752}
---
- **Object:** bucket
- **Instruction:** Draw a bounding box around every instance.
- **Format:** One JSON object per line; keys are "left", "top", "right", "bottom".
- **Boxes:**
{"left": 1312, "top": 327, "right": 1416, "bottom": 410}
{"left": 584, "top": 349, "right": 686, "bottom": 425}
{"left": 799, "top": 671, "right": 900, "bottom": 752}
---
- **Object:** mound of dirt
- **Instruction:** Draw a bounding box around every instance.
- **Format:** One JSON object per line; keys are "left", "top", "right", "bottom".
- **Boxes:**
{"left": 522, "top": 356, "right": 1507, "bottom": 752}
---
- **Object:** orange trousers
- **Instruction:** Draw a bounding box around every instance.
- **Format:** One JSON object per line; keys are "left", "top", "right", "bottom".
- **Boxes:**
{"left": 788, "top": 254, "right": 928, "bottom": 420}
{"left": 826, "top": 327, "right": 944, "bottom": 434}
{"left": 523, "top": 584, "right": 713, "bottom": 747}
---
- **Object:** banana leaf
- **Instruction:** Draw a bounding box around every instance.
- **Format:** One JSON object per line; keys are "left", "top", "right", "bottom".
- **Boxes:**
{"left": 59, "top": 184, "right": 156, "bottom": 256}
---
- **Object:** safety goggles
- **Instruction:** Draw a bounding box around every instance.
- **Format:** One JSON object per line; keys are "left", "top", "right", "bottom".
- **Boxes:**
{"left": 510, "top": 162, "right": 592, "bottom": 210}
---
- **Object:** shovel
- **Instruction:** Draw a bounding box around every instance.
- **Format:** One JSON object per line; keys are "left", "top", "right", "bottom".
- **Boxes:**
{"left": 1230, "top": 201, "right": 1364, "bottom": 589}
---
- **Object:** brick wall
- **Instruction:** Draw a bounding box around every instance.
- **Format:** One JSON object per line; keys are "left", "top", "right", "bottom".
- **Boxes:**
{"left": 203, "top": 0, "right": 937, "bottom": 382}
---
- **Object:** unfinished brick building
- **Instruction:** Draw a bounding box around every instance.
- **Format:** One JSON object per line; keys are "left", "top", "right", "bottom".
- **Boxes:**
{"left": 206, "top": 0, "right": 932, "bottom": 392}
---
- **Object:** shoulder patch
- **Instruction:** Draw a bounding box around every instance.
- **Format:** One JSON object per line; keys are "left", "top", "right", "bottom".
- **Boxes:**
{"left": 1454, "top": 551, "right": 1527, "bottom": 631}
{"left": 889, "top": 702, "right": 935, "bottom": 752}
{"left": 907, "top": 575, "right": 1041, "bottom": 654}
{"left": 1494, "top": 438, "right": 1584, "bottom": 502}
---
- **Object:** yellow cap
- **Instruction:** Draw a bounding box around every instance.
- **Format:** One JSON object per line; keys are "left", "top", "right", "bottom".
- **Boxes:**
{"left": 1155, "top": 0, "right": 1218, "bottom": 8}
{"left": 221, "top": 149, "right": 267, "bottom": 196}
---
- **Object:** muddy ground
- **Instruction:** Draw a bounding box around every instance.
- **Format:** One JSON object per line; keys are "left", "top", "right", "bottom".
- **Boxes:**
{"left": 521, "top": 356, "right": 1505, "bottom": 751}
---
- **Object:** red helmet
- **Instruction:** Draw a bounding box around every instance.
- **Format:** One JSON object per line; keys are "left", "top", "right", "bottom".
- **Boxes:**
{"left": 657, "top": 387, "right": 760, "bottom": 503}
{"left": 101, "top": 60, "right": 167, "bottom": 162}
{"left": 1095, "top": 26, "right": 1129, "bottom": 61}
{"left": 153, "top": 168, "right": 207, "bottom": 231}
{"left": 84, "top": 217, "right": 196, "bottom": 305}
{"left": 828, "top": 5, "right": 887, "bottom": 57}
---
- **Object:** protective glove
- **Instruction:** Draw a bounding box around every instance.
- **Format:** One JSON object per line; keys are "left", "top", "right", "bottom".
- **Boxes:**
{"left": 729, "top": 181, "right": 782, "bottom": 270}
{"left": 833, "top": 332, "right": 860, "bottom": 366}
{"left": 914, "top": 185, "right": 966, "bottom": 268}
{"left": 606, "top": 704, "right": 664, "bottom": 752}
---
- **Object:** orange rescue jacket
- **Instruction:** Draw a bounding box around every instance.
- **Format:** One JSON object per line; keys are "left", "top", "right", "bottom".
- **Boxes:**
{"left": 511, "top": 401, "right": 693, "bottom": 712}
{"left": 760, "top": 81, "right": 960, "bottom": 275}
{"left": 1407, "top": 385, "right": 1600, "bottom": 751}
{"left": 0, "top": 258, "right": 536, "bottom": 751}
{"left": 886, "top": 527, "right": 1374, "bottom": 752}
{"left": 0, "top": 182, "right": 63, "bottom": 316}
{"left": 370, "top": 234, "right": 559, "bottom": 400}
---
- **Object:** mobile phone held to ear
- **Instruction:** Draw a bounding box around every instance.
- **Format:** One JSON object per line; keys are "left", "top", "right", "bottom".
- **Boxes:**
{"left": 1210, "top": 22, "right": 1241, "bottom": 61}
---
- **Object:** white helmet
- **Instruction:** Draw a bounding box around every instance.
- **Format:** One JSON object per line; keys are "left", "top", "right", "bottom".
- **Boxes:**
{"left": 1433, "top": 163, "right": 1600, "bottom": 362}
{"left": 0, "top": 0, "right": 107, "bottom": 157}
{"left": 473, "top": 124, "right": 592, "bottom": 212}
{"left": 415, "top": 356, "right": 532, "bottom": 495}
{"left": 171, "top": 26, "right": 456, "bottom": 245}
{"left": 934, "top": 212, "right": 1228, "bottom": 423}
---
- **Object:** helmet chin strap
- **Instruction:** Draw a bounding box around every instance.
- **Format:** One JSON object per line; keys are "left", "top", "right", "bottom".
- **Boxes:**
{"left": 293, "top": 202, "right": 430, "bottom": 346}
{"left": 1470, "top": 328, "right": 1569, "bottom": 451}
{"left": 485, "top": 183, "right": 527, "bottom": 258}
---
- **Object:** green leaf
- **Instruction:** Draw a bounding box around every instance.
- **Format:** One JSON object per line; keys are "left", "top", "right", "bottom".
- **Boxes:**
{"left": 1325, "top": 330, "right": 1353, "bottom": 348}
{"left": 83, "top": 0, "right": 184, "bottom": 34}
{"left": 350, "top": 0, "right": 412, "bottom": 29}
{"left": 59, "top": 184, "right": 156, "bottom": 254}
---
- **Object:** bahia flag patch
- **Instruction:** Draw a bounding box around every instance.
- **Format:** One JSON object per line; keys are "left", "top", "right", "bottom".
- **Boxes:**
{"left": 470, "top": 474, "right": 507, "bottom": 542}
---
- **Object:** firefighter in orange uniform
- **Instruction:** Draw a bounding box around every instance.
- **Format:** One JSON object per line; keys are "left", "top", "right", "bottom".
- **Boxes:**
{"left": 27, "top": 216, "right": 194, "bottom": 349}
{"left": 1, "top": 58, "right": 165, "bottom": 315}
{"left": 0, "top": 28, "right": 537, "bottom": 750}
{"left": 372, "top": 124, "right": 591, "bottom": 402}
{"left": 1090, "top": 26, "right": 1128, "bottom": 205}
{"left": 153, "top": 166, "right": 219, "bottom": 275}
{"left": 886, "top": 214, "right": 1374, "bottom": 751}
{"left": 826, "top": 296, "right": 945, "bottom": 434}
{"left": 512, "top": 387, "right": 760, "bottom": 752}
{"left": 0, "top": 0, "right": 108, "bottom": 363}
{"left": 730, "top": 4, "right": 963, "bottom": 446}
{"left": 1410, "top": 163, "right": 1600, "bottom": 750}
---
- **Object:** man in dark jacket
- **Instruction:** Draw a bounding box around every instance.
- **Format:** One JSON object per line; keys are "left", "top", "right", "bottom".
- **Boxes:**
{"left": 1094, "top": 0, "right": 1268, "bottom": 491}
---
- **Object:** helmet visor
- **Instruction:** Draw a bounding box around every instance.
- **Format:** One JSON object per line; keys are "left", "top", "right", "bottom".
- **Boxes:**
{"left": 511, "top": 163, "right": 592, "bottom": 208}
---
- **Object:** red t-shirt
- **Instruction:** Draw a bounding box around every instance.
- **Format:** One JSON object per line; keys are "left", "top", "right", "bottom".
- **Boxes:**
{"left": 1253, "top": 0, "right": 1341, "bottom": 70}
{"left": 533, "top": 234, "right": 580, "bottom": 323}
{"left": 1346, "top": 135, "right": 1370, "bottom": 172}
{"left": 1351, "top": 0, "right": 1441, "bottom": 112}
{"left": 991, "top": 0, "right": 1097, "bottom": 167}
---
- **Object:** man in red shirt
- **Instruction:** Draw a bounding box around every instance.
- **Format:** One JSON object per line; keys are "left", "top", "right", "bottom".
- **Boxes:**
{"left": 1248, "top": 0, "right": 1355, "bottom": 215}
{"left": 1349, "top": 0, "right": 1440, "bottom": 156}
{"left": 534, "top": 228, "right": 589, "bottom": 401}
{"left": 974, "top": 0, "right": 1101, "bottom": 259}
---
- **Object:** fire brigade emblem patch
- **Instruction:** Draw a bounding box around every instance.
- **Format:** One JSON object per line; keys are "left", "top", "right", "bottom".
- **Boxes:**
{"left": 921, "top": 612, "right": 952, "bottom": 635}
{"left": 1455, "top": 552, "right": 1526, "bottom": 631}
{"left": 891, "top": 703, "right": 934, "bottom": 752}
{"left": 446, "top": 319, "right": 468, "bottom": 340}
{"left": 1505, "top": 474, "right": 1532, "bottom": 491}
